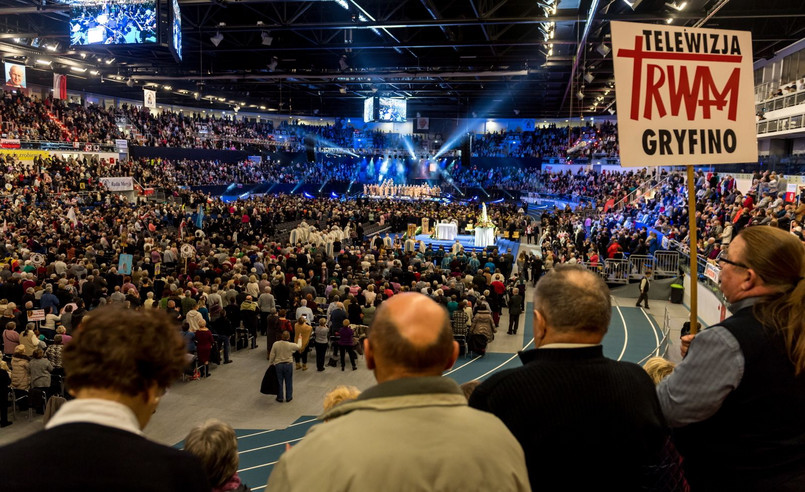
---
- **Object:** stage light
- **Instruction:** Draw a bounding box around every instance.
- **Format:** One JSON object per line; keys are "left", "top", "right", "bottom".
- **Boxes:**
{"left": 210, "top": 32, "right": 224, "bottom": 47}
{"left": 576, "top": 91, "right": 584, "bottom": 100}
{"left": 261, "top": 31, "right": 273, "bottom": 46}
{"left": 596, "top": 43, "right": 610, "bottom": 57}
{"left": 622, "top": 0, "right": 643, "bottom": 9}
{"left": 35, "top": 59, "right": 52, "bottom": 66}
{"left": 334, "top": 0, "right": 350, "bottom": 9}
{"left": 105, "top": 58, "right": 115, "bottom": 65}
{"left": 584, "top": 72, "right": 594, "bottom": 84}
{"left": 339, "top": 55, "right": 349, "bottom": 71}
{"left": 665, "top": 1, "right": 687, "bottom": 10}
{"left": 608, "top": 108, "right": 615, "bottom": 115}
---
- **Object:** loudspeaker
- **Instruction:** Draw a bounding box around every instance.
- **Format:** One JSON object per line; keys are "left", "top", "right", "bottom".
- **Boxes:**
{"left": 304, "top": 135, "right": 316, "bottom": 162}
{"left": 461, "top": 135, "right": 472, "bottom": 167}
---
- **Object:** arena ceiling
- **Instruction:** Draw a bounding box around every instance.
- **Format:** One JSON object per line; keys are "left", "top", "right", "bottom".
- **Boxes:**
{"left": 1, "top": 0, "right": 804, "bottom": 119}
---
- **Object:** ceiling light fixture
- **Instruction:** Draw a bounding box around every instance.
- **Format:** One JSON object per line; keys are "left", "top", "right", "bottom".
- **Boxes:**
{"left": 665, "top": 1, "right": 687, "bottom": 11}
{"left": 70, "top": 66, "right": 87, "bottom": 73}
{"left": 261, "top": 31, "right": 273, "bottom": 46}
{"left": 35, "top": 59, "right": 52, "bottom": 66}
{"left": 596, "top": 43, "right": 610, "bottom": 57}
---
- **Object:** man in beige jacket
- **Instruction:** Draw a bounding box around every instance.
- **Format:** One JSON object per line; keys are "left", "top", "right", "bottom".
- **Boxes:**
{"left": 267, "top": 293, "right": 531, "bottom": 492}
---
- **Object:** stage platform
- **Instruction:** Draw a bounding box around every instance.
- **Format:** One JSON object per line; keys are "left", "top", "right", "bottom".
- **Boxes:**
{"left": 414, "top": 233, "right": 520, "bottom": 257}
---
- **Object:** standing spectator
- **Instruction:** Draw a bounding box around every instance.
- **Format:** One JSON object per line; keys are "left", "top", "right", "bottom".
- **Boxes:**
{"left": 313, "top": 318, "right": 329, "bottom": 372}
{"left": 257, "top": 287, "right": 276, "bottom": 336}
{"left": 507, "top": 287, "right": 524, "bottom": 335}
{"left": 0, "top": 306, "right": 211, "bottom": 491}
{"left": 293, "top": 315, "right": 312, "bottom": 371}
{"left": 337, "top": 319, "right": 358, "bottom": 371}
{"left": 240, "top": 295, "right": 259, "bottom": 349}
{"left": 469, "top": 265, "right": 668, "bottom": 490}
{"left": 195, "top": 320, "right": 214, "bottom": 378}
{"left": 267, "top": 331, "right": 302, "bottom": 403}
{"left": 2, "top": 321, "right": 19, "bottom": 357}
{"left": 0, "top": 360, "right": 10, "bottom": 427}
{"left": 636, "top": 270, "right": 651, "bottom": 309}
{"left": 10, "top": 345, "right": 31, "bottom": 391}
{"left": 266, "top": 292, "right": 530, "bottom": 492}
{"left": 658, "top": 227, "right": 805, "bottom": 491}
{"left": 295, "top": 299, "right": 314, "bottom": 322}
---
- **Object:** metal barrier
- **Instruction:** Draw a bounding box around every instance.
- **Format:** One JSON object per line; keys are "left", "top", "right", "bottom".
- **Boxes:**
{"left": 653, "top": 250, "right": 680, "bottom": 278}
{"left": 580, "top": 261, "right": 604, "bottom": 278}
{"left": 603, "top": 258, "right": 630, "bottom": 284}
{"left": 637, "top": 307, "right": 673, "bottom": 365}
{"left": 628, "top": 255, "right": 654, "bottom": 280}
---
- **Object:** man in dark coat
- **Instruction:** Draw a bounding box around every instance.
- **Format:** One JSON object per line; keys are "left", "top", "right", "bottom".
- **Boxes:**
{"left": 469, "top": 265, "right": 668, "bottom": 490}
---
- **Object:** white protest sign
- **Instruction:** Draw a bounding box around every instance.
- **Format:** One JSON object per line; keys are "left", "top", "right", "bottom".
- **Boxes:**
{"left": 611, "top": 21, "right": 757, "bottom": 167}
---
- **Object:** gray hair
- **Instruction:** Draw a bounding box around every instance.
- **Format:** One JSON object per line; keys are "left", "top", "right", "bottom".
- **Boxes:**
{"left": 534, "top": 265, "right": 611, "bottom": 334}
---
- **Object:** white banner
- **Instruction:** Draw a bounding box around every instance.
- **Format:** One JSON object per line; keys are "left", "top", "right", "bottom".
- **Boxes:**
{"left": 143, "top": 88, "right": 156, "bottom": 109}
{"left": 100, "top": 176, "right": 134, "bottom": 192}
{"left": 611, "top": 21, "right": 757, "bottom": 167}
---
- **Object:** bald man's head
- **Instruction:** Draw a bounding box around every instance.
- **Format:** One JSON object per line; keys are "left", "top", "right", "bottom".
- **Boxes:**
{"left": 367, "top": 293, "right": 455, "bottom": 380}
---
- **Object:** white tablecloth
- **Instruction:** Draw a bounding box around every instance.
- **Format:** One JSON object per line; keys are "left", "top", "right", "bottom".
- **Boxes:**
{"left": 474, "top": 227, "right": 496, "bottom": 248}
{"left": 435, "top": 223, "right": 458, "bottom": 241}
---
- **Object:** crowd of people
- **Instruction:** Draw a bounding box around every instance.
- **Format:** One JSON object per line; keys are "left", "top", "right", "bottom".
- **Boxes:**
{"left": 1, "top": 92, "right": 623, "bottom": 163}
{"left": 0, "top": 91, "right": 804, "bottom": 490}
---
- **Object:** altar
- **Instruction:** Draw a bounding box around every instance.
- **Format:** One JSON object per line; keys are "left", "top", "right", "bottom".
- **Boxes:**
{"left": 473, "top": 203, "right": 496, "bottom": 248}
{"left": 435, "top": 222, "right": 458, "bottom": 241}
{"left": 474, "top": 227, "right": 496, "bottom": 248}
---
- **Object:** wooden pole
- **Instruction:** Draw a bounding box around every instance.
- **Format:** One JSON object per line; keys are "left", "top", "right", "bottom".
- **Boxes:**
{"left": 687, "top": 165, "right": 699, "bottom": 335}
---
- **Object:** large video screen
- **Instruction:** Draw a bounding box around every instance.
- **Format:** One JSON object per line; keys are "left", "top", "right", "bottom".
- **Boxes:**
{"left": 69, "top": 0, "right": 158, "bottom": 46}
{"left": 378, "top": 97, "right": 406, "bottom": 122}
{"left": 363, "top": 97, "right": 375, "bottom": 123}
{"left": 170, "top": 0, "right": 182, "bottom": 61}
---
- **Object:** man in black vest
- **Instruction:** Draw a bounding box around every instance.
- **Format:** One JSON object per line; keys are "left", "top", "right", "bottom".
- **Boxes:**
{"left": 658, "top": 227, "right": 805, "bottom": 491}
{"left": 636, "top": 269, "right": 650, "bottom": 308}
{"left": 469, "top": 265, "right": 668, "bottom": 490}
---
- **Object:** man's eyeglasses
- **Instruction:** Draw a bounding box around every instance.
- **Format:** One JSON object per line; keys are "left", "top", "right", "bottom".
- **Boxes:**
{"left": 717, "top": 252, "right": 749, "bottom": 270}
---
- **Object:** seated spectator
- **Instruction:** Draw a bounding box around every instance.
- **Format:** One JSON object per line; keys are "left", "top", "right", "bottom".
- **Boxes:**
{"left": 183, "top": 419, "right": 250, "bottom": 492}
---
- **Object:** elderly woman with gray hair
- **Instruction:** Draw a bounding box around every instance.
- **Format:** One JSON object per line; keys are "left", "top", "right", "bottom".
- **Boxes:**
{"left": 183, "top": 419, "right": 250, "bottom": 492}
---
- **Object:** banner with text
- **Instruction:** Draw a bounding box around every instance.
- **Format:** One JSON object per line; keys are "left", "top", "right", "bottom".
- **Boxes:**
{"left": 611, "top": 21, "right": 757, "bottom": 167}
{"left": 99, "top": 177, "right": 134, "bottom": 192}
